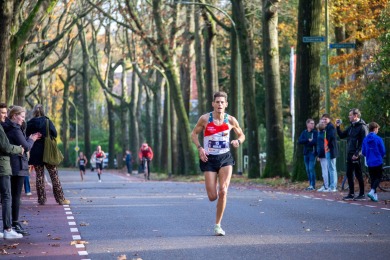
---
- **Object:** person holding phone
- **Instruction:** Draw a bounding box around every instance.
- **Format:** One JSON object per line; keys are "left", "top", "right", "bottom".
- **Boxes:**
{"left": 336, "top": 108, "right": 368, "bottom": 201}
{"left": 298, "top": 119, "right": 318, "bottom": 191}
{"left": 321, "top": 114, "right": 339, "bottom": 192}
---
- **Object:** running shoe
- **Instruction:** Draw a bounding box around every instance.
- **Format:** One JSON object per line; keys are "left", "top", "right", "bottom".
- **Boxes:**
{"left": 305, "top": 186, "right": 314, "bottom": 191}
{"left": 367, "top": 193, "right": 378, "bottom": 202}
{"left": 12, "top": 223, "right": 29, "bottom": 236}
{"left": 214, "top": 224, "right": 225, "bottom": 236}
{"left": 26, "top": 192, "right": 32, "bottom": 196}
{"left": 342, "top": 194, "right": 355, "bottom": 201}
{"left": 317, "top": 186, "right": 328, "bottom": 192}
{"left": 4, "top": 229, "right": 23, "bottom": 239}
{"left": 59, "top": 199, "right": 70, "bottom": 205}
{"left": 354, "top": 194, "right": 366, "bottom": 201}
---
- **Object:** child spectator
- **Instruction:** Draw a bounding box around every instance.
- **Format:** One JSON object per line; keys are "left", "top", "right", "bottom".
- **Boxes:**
{"left": 362, "top": 122, "right": 386, "bottom": 202}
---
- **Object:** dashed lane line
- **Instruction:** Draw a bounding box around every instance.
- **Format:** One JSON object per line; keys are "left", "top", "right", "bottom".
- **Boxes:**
{"left": 63, "top": 205, "right": 90, "bottom": 259}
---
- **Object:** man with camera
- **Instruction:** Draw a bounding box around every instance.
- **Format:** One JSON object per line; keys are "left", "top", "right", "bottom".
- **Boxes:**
{"left": 336, "top": 108, "right": 368, "bottom": 201}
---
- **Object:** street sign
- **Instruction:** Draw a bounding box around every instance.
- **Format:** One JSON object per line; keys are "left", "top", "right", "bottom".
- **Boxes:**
{"left": 303, "top": 36, "right": 326, "bottom": 43}
{"left": 329, "top": 43, "right": 356, "bottom": 49}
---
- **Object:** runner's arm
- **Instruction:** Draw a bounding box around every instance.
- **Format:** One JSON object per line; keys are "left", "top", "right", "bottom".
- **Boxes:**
{"left": 229, "top": 116, "right": 245, "bottom": 148}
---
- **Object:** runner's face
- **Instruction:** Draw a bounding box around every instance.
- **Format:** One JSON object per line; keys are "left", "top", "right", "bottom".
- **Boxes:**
{"left": 212, "top": 97, "right": 227, "bottom": 113}
{"left": 0, "top": 108, "right": 7, "bottom": 122}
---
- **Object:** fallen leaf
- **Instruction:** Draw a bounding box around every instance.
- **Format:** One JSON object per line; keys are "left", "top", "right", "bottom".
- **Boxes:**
{"left": 51, "top": 243, "right": 60, "bottom": 247}
{"left": 305, "top": 228, "right": 311, "bottom": 232}
{"left": 80, "top": 222, "right": 89, "bottom": 226}
{"left": 52, "top": 237, "right": 62, "bottom": 240}
{"left": 70, "top": 240, "right": 89, "bottom": 245}
{"left": 117, "top": 254, "right": 127, "bottom": 260}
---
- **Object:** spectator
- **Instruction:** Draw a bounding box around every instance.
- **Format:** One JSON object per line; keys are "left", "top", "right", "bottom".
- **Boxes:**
{"left": 298, "top": 119, "right": 317, "bottom": 191}
{"left": 316, "top": 122, "right": 329, "bottom": 192}
{"left": 362, "top": 122, "right": 386, "bottom": 202}
{"left": 321, "top": 114, "right": 339, "bottom": 192}
{"left": 336, "top": 108, "right": 368, "bottom": 201}
{"left": 26, "top": 104, "right": 70, "bottom": 205}
{"left": 0, "top": 103, "right": 24, "bottom": 239}
{"left": 124, "top": 150, "right": 132, "bottom": 174}
{"left": 2, "top": 106, "right": 41, "bottom": 236}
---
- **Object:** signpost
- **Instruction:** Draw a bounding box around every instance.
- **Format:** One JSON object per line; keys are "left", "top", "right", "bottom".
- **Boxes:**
{"left": 329, "top": 43, "right": 356, "bottom": 49}
{"left": 303, "top": 36, "right": 326, "bottom": 43}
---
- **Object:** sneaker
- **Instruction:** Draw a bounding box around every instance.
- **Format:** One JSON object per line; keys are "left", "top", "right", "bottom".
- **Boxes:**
{"left": 367, "top": 193, "right": 378, "bottom": 202}
{"left": 329, "top": 188, "right": 337, "bottom": 192}
{"left": 59, "top": 199, "right": 70, "bottom": 205}
{"left": 214, "top": 224, "right": 225, "bottom": 236}
{"left": 4, "top": 229, "right": 23, "bottom": 239}
{"left": 98, "top": 180, "right": 102, "bottom": 183}
{"left": 317, "top": 186, "right": 328, "bottom": 192}
{"left": 12, "top": 223, "right": 29, "bottom": 236}
{"left": 305, "top": 186, "right": 314, "bottom": 191}
{"left": 26, "top": 192, "right": 32, "bottom": 196}
{"left": 343, "top": 194, "right": 355, "bottom": 201}
{"left": 354, "top": 194, "right": 366, "bottom": 201}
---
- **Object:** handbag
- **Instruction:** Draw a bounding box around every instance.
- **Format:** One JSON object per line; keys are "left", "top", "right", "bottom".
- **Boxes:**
{"left": 43, "top": 119, "right": 64, "bottom": 165}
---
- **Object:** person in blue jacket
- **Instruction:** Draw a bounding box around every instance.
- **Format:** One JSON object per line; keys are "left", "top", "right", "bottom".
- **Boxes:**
{"left": 362, "top": 122, "right": 386, "bottom": 202}
{"left": 298, "top": 119, "right": 318, "bottom": 190}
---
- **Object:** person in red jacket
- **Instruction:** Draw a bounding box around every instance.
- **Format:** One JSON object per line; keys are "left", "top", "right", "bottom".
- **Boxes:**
{"left": 138, "top": 143, "right": 153, "bottom": 180}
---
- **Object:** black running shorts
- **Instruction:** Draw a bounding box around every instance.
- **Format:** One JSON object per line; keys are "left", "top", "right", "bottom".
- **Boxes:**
{"left": 199, "top": 152, "right": 235, "bottom": 172}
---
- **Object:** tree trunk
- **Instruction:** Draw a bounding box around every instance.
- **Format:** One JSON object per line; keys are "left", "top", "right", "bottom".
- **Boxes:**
{"left": 153, "top": 0, "right": 197, "bottom": 174}
{"left": 231, "top": 0, "right": 260, "bottom": 178}
{"left": 202, "top": 8, "right": 218, "bottom": 104}
{"left": 77, "top": 22, "right": 92, "bottom": 162}
{"left": 230, "top": 5, "right": 239, "bottom": 174}
{"left": 0, "top": 0, "right": 13, "bottom": 99}
{"left": 194, "top": 5, "right": 206, "bottom": 116}
{"left": 153, "top": 72, "right": 163, "bottom": 170}
{"left": 292, "top": 0, "right": 322, "bottom": 181}
{"left": 129, "top": 69, "right": 140, "bottom": 166}
{"left": 262, "top": 0, "right": 288, "bottom": 178}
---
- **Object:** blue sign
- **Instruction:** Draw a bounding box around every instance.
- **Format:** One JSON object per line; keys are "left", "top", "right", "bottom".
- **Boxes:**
{"left": 303, "top": 36, "right": 326, "bottom": 43}
{"left": 329, "top": 43, "right": 356, "bottom": 49}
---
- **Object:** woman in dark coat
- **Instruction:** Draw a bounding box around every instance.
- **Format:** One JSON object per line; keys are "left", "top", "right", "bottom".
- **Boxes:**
{"left": 26, "top": 104, "right": 70, "bottom": 206}
{"left": 2, "top": 106, "right": 40, "bottom": 235}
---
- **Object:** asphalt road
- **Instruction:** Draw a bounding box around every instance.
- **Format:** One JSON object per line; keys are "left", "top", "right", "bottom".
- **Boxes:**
{"left": 59, "top": 169, "right": 390, "bottom": 260}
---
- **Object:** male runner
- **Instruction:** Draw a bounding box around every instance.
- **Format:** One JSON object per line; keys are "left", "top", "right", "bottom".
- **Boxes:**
{"left": 191, "top": 91, "right": 245, "bottom": 236}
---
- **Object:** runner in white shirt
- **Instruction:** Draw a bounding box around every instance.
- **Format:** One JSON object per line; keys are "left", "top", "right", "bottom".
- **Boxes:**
{"left": 191, "top": 91, "right": 245, "bottom": 236}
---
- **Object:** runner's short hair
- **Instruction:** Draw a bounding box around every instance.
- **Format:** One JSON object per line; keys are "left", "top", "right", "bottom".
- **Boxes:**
{"left": 213, "top": 91, "right": 228, "bottom": 101}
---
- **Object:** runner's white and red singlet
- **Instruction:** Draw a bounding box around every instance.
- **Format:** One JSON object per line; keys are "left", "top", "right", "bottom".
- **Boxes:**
{"left": 203, "top": 112, "right": 230, "bottom": 155}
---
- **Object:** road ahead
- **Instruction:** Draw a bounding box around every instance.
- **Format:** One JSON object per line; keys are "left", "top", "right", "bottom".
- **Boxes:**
{"left": 58, "top": 170, "right": 390, "bottom": 260}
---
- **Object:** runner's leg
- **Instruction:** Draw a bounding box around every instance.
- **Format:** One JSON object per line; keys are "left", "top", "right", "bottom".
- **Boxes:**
{"left": 204, "top": 171, "right": 218, "bottom": 201}
{"left": 215, "top": 165, "right": 232, "bottom": 225}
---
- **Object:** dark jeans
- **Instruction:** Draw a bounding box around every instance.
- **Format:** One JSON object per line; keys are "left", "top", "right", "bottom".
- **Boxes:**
{"left": 11, "top": 176, "right": 24, "bottom": 223}
{"left": 126, "top": 161, "right": 132, "bottom": 174}
{"left": 346, "top": 154, "right": 364, "bottom": 196}
{"left": 0, "top": 175, "right": 12, "bottom": 230}
{"left": 368, "top": 165, "right": 382, "bottom": 192}
{"left": 303, "top": 153, "right": 316, "bottom": 188}
{"left": 24, "top": 176, "right": 31, "bottom": 193}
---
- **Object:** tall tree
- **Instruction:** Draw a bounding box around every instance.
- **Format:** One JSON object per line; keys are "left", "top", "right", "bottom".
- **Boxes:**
{"left": 262, "top": 0, "right": 288, "bottom": 178}
{"left": 292, "top": 0, "right": 322, "bottom": 181}
{"left": 231, "top": 0, "right": 260, "bottom": 178}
